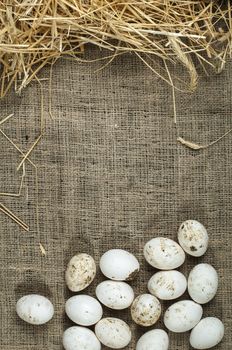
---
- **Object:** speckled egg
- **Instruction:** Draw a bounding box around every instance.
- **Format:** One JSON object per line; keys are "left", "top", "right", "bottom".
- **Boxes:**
{"left": 178, "top": 220, "right": 209, "bottom": 257}
{"left": 65, "top": 295, "right": 103, "bottom": 326}
{"left": 188, "top": 263, "right": 218, "bottom": 304}
{"left": 144, "top": 237, "right": 185, "bottom": 270}
{"left": 65, "top": 253, "right": 96, "bottom": 292}
{"left": 16, "top": 294, "right": 54, "bottom": 325}
{"left": 136, "top": 329, "right": 169, "bottom": 350}
{"left": 131, "top": 294, "right": 161, "bottom": 327}
{"left": 63, "top": 326, "right": 101, "bottom": 350}
{"left": 164, "top": 300, "right": 203, "bottom": 333}
{"left": 148, "top": 270, "right": 187, "bottom": 300}
{"left": 190, "top": 317, "right": 224, "bottom": 349}
{"left": 95, "top": 317, "right": 131, "bottom": 349}
{"left": 96, "top": 280, "right": 134, "bottom": 310}
{"left": 99, "top": 249, "right": 140, "bottom": 281}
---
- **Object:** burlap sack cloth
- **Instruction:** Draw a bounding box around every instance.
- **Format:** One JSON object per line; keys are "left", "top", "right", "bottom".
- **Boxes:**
{"left": 0, "top": 48, "right": 231, "bottom": 349}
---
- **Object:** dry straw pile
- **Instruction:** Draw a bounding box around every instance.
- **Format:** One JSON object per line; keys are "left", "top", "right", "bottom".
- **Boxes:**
{"left": 0, "top": 1, "right": 231, "bottom": 96}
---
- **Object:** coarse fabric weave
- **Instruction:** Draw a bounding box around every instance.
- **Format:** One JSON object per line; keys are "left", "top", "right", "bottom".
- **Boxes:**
{"left": 0, "top": 47, "right": 232, "bottom": 349}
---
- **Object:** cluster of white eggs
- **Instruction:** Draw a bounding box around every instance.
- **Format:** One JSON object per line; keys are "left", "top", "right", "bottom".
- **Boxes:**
{"left": 16, "top": 220, "right": 224, "bottom": 350}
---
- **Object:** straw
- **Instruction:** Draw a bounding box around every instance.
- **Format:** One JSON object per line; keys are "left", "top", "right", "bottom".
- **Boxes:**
{"left": 0, "top": 1, "right": 231, "bottom": 96}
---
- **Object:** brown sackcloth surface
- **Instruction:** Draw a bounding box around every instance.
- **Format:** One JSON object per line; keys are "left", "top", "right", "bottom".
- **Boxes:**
{"left": 0, "top": 48, "right": 232, "bottom": 349}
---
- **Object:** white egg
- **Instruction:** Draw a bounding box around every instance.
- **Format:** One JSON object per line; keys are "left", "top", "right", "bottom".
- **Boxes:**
{"left": 16, "top": 294, "right": 54, "bottom": 325}
{"left": 95, "top": 317, "right": 131, "bottom": 349}
{"left": 136, "top": 329, "right": 169, "bottom": 350}
{"left": 131, "top": 294, "right": 161, "bottom": 327}
{"left": 148, "top": 270, "right": 187, "bottom": 300}
{"left": 164, "top": 300, "right": 203, "bottom": 332}
{"left": 63, "top": 326, "right": 101, "bottom": 350}
{"left": 65, "top": 253, "right": 96, "bottom": 292}
{"left": 96, "top": 280, "right": 134, "bottom": 310}
{"left": 144, "top": 237, "right": 185, "bottom": 270}
{"left": 188, "top": 263, "right": 218, "bottom": 304}
{"left": 178, "top": 220, "right": 209, "bottom": 257}
{"left": 190, "top": 317, "right": 224, "bottom": 349}
{"left": 65, "top": 295, "right": 103, "bottom": 326}
{"left": 99, "top": 249, "right": 140, "bottom": 281}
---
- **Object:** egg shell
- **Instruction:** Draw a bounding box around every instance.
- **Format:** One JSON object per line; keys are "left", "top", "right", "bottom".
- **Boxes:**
{"left": 144, "top": 237, "right": 185, "bottom": 270}
{"left": 131, "top": 294, "right": 161, "bottom": 327}
{"left": 16, "top": 294, "right": 54, "bottom": 325}
{"left": 178, "top": 220, "right": 209, "bottom": 257}
{"left": 148, "top": 270, "right": 187, "bottom": 300}
{"left": 188, "top": 263, "right": 218, "bottom": 304}
{"left": 95, "top": 317, "right": 131, "bottom": 349}
{"left": 136, "top": 329, "right": 169, "bottom": 350}
{"left": 190, "top": 317, "right": 224, "bottom": 349}
{"left": 96, "top": 280, "right": 134, "bottom": 310}
{"left": 99, "top": 249, "right": 140, "bottom": 281}
{"left": 63, "top": 326, "right": 101, "bottom": 350}
{"left": 164, "top": 300, "right": 203, "bottom": 333}
{"left": 65, "top": 253, "right": 96, "bottom": 292}
{"left": 65, "top": 295, "right": 103, "bottom": 326}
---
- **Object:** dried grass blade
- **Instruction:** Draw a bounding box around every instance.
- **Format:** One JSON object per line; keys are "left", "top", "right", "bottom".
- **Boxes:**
{"left": 177, "top": 137, "right": 204, "bottom": 150}
{"left": 0, "top": 202, "right": 29, "bottom": 231}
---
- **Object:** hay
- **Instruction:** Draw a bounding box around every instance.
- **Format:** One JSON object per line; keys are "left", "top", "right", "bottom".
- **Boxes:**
{"left": 0, "top": 201, "right": 29, "bottom": 231}
{"left": 0, "top": 1, "right": 231, "bottom": 96}
{"left": 177, "top": 127, "right": 232, "bottom": 150}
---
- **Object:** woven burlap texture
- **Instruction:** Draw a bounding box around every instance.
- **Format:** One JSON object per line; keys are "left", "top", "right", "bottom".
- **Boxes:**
{"left": 0, "top": 48, "right": 231, "bottom": 349}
